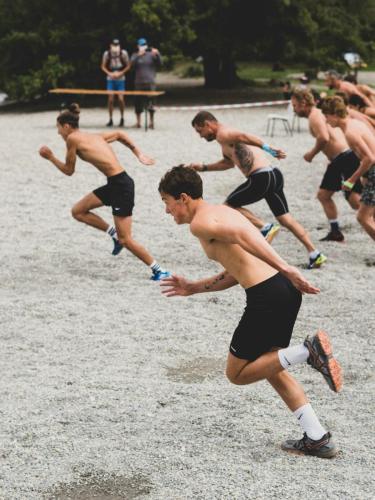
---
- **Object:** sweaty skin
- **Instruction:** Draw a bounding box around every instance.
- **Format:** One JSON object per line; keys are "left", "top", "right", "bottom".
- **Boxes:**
{"left": 160, "top": 193, "right": 319, "bottom": 295}
{"left": 190, "top": 122, "right": 286, "bottom": 176}
{"left": 39, "top": 125, "right": 154, "bottom": 177}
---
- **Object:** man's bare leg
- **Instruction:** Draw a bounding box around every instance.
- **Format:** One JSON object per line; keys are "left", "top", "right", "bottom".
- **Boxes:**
{"left": 107, "top": 95, "right": 114, "bottom": 125}
{"left": 114, "top": 215, "right": 154, "bottom": 265}
{"left": 317, "top": 188, "right": 338, "bottom": 220}
{"left": 357, "top": 204, "right": 375, "bottom": 240}
{"left": 118, "top": 95, "right": 125, "bottom": 124}
{"left": 233, "top": 206, "right": 266, "bottom": 229}
{"left": 71, "top": 193, "right": 109, "bottom": 231}
{"left": 276, "top": 213, "right": 316, "bottom": 253}
{"left": 347, "top": 191, "right": 360, "bottom": 210}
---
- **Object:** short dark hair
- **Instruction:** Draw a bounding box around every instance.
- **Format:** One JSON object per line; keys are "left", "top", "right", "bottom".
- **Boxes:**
{"left": 158, "top": 165, "right": 203, "bottom": 199}
{"left": 191, "top": 111, "right": 218, "bottom": 127}
{"left": 57, "top": 110, "right": 79, "bottom": 128}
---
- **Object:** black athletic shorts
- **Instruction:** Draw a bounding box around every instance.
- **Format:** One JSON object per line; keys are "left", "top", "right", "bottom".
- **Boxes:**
{"left": 93, "top": 171, "right": 134, "bottom": 217}
{"left": 225, "top": 167, "right": 289, "bottom": 217}
{"left": 229, "top": 273, "right": 302, "bottom": 362}
{"left": 320, "top": 149, "right": 362, "bottom": 200}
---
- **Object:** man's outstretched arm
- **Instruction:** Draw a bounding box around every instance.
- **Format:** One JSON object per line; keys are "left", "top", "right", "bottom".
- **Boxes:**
{"left": 188, "top": 156, "right": 235, "bottom": 172}
{"left": 224, "top": 130, "right": 287, "bottom": 159}
{"left": 160, "top": 270, "right": 238, "bottom": 297}
{"left": 101, "top": 131, "right": 155, "bottom": 165}
{"left": 192, "top": 218, "right": 319, "bottom": 295}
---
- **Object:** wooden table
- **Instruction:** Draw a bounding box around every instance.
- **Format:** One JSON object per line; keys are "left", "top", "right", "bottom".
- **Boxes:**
{"left": 49, "top": 88, "right": 165, "bottom": 131}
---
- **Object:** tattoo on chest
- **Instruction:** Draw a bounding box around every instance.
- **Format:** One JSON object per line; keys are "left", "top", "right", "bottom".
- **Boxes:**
{"left": 234, "top": 143, "right": 254, "bottom": 173}
{"left": 204, "top": 272, "right": 225, "bottom": 290}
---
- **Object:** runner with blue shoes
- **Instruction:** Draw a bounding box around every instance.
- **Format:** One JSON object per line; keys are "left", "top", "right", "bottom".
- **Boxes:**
{"left": 39, "top": 108, "right": 170, "bottom": 281}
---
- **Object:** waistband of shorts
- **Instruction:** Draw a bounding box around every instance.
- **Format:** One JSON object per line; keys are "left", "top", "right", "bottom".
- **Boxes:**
{"left": 107, "top": 171, "right": 128, "bottom": 183}
{"left": 244, "top": 272, "right": 280, "bottom": 296}
{"left": 249, "top": 166, "right": 274, "bottom": 176}
{"left": 330, "top": 149, "right": 353, "bottom": 164}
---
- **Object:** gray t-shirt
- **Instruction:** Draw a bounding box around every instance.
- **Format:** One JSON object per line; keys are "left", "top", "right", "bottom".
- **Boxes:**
{"left": 130, "top": 51, "right": 162, "bottom": 85}
{"left": 102, "top": 49, "right": 129, "bottom": 81}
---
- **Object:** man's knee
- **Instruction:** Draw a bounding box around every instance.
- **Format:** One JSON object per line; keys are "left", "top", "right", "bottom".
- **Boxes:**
{"left": 118, "top": 235, "right": 134, "bottom": 249}
{"left": 317, "top": 189, "right": 331, "bottom": 203}
{"left": 71, "top": 205, "right": 85, "bottom": 221}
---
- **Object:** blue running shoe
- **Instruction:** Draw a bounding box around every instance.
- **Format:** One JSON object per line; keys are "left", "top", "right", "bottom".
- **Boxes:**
{"left": 111, "top": 237, "right": 123, "bottom": 256}
{"left": 150, "top": 270, "right": 171, "bottom": 281}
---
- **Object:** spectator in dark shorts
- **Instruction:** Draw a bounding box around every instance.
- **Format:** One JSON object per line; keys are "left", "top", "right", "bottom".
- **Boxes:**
{"left": 38, "top": 109, "right": 170, "bottom": 280}
{"left": 130, "top": 37, "right": 162, "bottom": 129}
{"left": 188, "top": 111, "right": 326, "bottom": 270}
{"left": 101, "top": 38, "right": 130, "bottom": 127}
{"left": 292, "top": 89, "right": 362, "bottom": 242}
{"left": 159, "top": 165, "right": 342, "bottom": 459}
{"left": 321, "top": 96, "right": 375, "bottom": 241}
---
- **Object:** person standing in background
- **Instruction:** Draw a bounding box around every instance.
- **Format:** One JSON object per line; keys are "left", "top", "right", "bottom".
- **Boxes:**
{"left": 101, "top": 38, "right": 130, "bottom": 127}
{"left": 130, "top": 38, "right": 162, "bottom": 129}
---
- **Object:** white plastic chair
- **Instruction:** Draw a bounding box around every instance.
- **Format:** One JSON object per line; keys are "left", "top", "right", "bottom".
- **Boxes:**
{"left": 266, "top": 102, "right": 300, "bottom": 137}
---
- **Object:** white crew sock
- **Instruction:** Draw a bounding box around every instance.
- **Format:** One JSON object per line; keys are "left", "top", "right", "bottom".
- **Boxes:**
{"left": 107, "top": 226, "right": 118, "bottom": 239}
{"left": 150, "top": 261, "right": 166, "bottom": 273}
{"left": 309, "top": 249, "right": 320, "bottom": 260}
{"left": 278, "top": 343, "right": 309, "bottom": 369}
{"left": 261, "top": 223, "right": 272, "bottom": 232}
{"left": 294, "top": 403, "right": 327, "bottom": 440}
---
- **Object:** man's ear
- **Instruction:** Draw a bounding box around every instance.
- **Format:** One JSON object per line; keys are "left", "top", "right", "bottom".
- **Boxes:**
{"left": 180, "top": 193, "right": 190, "bottom": 203}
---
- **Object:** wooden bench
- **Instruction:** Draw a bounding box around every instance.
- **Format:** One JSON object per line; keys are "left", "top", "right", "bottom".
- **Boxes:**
{"left": 49, "top": 88, "right": 166, "bottom": 131}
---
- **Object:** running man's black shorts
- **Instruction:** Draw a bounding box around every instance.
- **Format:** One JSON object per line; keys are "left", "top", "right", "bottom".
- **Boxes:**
{"left": 93, "top": 171, "right": 134, "bottom": 217}
{"left": 225, "top": 167, "right": 289, "bottom": 217}
{"left": 320, "top": 149, "right": 362, "bottom": 200}
{"left": 229, "top": 273, "right": 302, "bottom": 362}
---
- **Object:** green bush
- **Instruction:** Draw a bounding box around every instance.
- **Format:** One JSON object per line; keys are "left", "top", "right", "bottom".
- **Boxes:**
{"left": 4, "top": 55, "right": 73, "bottom": 101}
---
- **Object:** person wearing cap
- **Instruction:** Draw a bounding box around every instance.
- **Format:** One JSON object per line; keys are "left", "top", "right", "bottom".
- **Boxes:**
{"left": 130, "top": 38, "right": 162, "bottom": 129}
{"left": 325, "top": 70, "right": 372, "bottom": 107}
{"left": 101, "top": 39, "right": 130, "bottom": 127}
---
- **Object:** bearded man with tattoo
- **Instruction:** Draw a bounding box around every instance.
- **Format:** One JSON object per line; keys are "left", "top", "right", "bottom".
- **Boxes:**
{"left": 189, "top": 111, "right": 326, "bottom": 269}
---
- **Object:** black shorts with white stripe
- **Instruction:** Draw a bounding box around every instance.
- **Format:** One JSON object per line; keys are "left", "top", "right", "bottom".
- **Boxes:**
{"left": 226, "top": 166, "right": 289, "bottom": 217}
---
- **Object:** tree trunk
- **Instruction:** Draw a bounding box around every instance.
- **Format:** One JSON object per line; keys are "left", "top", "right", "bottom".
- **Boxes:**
{"left": 203, "top": 50, "right": 238, "bottom": 89}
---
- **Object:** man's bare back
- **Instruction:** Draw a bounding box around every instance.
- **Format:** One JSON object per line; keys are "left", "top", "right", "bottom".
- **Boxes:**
{"left": 308, "top": 108, "right": 348, "bottom": 161}
{"left": 69, "top": 130, "right": 124, "bottom": 177}
{"left": 217, "top": 125, "right": 278, "bottom": 177}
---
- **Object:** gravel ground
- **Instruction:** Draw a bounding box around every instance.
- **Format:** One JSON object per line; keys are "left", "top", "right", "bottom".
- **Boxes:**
{"left": 0, "top": 104, "right": 374, "bottom": 499}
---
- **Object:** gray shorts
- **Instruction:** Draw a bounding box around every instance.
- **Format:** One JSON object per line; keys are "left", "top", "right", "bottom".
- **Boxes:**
{"left": 361, "top": 165, "right": 375, "bottom": 206}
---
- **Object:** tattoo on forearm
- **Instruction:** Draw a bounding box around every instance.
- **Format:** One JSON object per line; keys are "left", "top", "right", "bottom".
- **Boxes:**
{"left": 204, "top": 272, "right": 226, "bottom": 290}
{"left": 234, "top": 143, "right": 254, "bottom": 174}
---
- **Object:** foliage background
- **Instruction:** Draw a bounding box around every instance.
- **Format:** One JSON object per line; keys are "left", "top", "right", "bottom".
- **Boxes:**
{"left": 1, "top": 0, "right": 375, "bottom": 100}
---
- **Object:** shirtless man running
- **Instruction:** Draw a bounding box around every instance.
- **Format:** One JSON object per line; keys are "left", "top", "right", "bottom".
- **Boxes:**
{"left": 189, "top": 111, "right": 326, "bottom": 269}
{"left": 321, "top": 96, "right": 375, "bottom": 241}
{"left": 159, "top": 165, "right": 342, "bottom": 458}
{"left": 39, "top": 109, "right": 170, "bottom": 280}
{"left": 292, "top": 89, "right": 362, "bottom": 242}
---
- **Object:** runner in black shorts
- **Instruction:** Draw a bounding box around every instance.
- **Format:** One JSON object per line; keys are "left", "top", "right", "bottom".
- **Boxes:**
{"left": 39, "top": 108, "right": 170, "bottom": 280}
{"left": 94, "top": 171, "right": 135, "bottom": 217}
{"left": 292, "top": 89, "right": 362, "bottom": 242}
{"left": 230, "top": 273, "right": 302, "bottom": 361}
{"left": 320, "top": 150, "right": 362, "bottom": 199}
{"left": 159, "top": 166, "right": 342, "bottom": 459}
{"left": 226, "top": 166, "right": 288, "bottom": 217}
{"left": 189, "top": 111, "right": 326, "bottom": 270}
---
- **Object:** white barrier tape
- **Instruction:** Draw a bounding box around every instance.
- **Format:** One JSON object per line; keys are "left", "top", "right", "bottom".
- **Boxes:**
{"left": 157, "top": 100, "right": 290, "bottom": 111}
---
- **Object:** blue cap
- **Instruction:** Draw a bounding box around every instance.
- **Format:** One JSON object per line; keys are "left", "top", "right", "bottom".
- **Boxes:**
{"left": 137, "top": 37, "right": 147, "bottom": 46}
